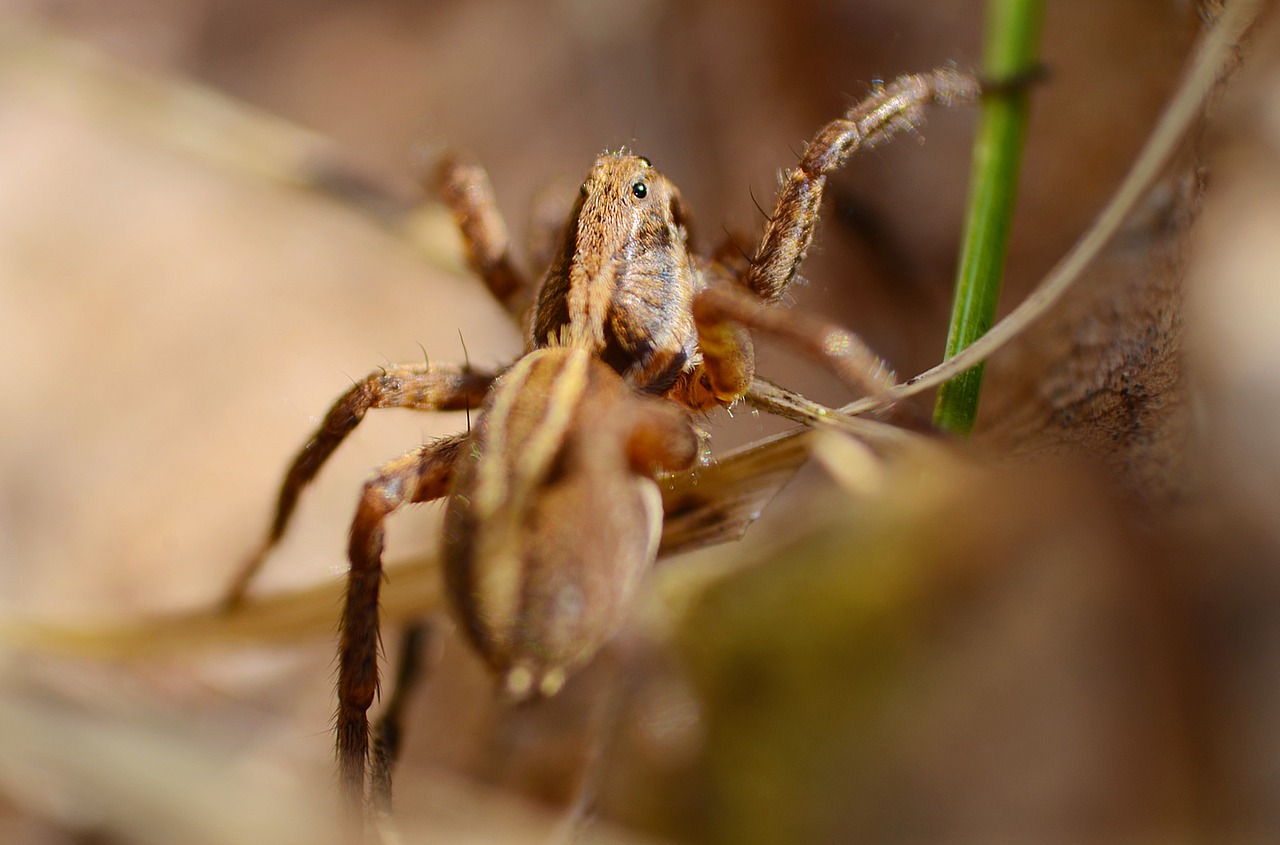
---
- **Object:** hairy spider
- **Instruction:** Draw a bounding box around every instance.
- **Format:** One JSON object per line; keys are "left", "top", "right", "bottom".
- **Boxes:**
{"left": 223, "top": 67, "right": 981, "bottom": 827}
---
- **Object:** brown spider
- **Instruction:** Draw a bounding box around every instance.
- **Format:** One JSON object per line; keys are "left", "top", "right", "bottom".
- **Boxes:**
{"left": 223, "top": 67, "right": 980, "bottom": 827}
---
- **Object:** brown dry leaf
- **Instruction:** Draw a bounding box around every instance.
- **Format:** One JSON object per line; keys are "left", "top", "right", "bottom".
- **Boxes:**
{"left": 976, "top": 171, "right": 1198, "bottom": 501}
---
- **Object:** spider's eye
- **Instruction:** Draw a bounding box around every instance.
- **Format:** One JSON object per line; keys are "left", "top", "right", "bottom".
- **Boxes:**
{"left": 638, "top": 156, "right": 652, "bottom": 168}
{"left": 631, "top": 181, "right": 648, "bottom": 199}
{"left": 580, "top": 181, "right": 589, "bottom": 197}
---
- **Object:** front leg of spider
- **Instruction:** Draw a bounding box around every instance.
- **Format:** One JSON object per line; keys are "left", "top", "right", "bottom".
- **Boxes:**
{"left": 433, "top": 152, "right": 531, "bottom": 317}
{"left": 676, "top": 69, "right": 981, "bottom": 412}
{"left": 690, "top": 284, "right": 895, "bottom": 408}
{"left": 222, "top": 364, "right": 496, "bottom": 609}
{"left": 337, "top": 434, "right": 466, "bottom": 832}
{"left": 746, "top": 68, "right": 982, "bottom": 303}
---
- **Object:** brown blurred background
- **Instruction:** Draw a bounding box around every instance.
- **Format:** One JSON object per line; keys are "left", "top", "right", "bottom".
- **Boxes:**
{"left": 4, "top": 1, "right": 1260, "bottom": 843}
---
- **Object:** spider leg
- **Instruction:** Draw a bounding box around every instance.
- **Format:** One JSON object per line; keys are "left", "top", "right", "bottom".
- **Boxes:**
{"left": 689, "top": 285, "right": 894, "bottom": 405}
{"left": 434, "top": 152, "right": 531, "bottom": 319}
{"left": 223, "top": 363, "right": 495, "bottom": 609}
{"left": 746, "top": 68, "right": 981, "bottom": 303}
{"left": 368, "top": 621, "right": 433, "bottom": 816}
{"left": 339, "top": 435, "right": 465, "bottom": 834}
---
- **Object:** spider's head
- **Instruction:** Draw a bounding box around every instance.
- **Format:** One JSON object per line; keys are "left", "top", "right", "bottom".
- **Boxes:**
{"left": 578, "top": 151, "right": 669, "bottom": 210}
{"left": 529, "top": 150, "right": 701, "bottom": 391}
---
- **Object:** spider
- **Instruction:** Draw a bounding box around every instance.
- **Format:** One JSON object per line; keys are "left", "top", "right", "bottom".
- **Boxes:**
{"left": 223, "top": 67, "right": 981, "bottom": 826}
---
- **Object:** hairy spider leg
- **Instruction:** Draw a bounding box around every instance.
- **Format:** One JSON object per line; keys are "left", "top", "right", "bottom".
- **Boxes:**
{"left": 434, "top": 152, "right": 532, "bottom": 318}
{"left": 689, "top": 284, "right": 896, "bottom": 408}
{"left": 340, "top": 435, "right": 466, "bottom": 836}
{"left": 223, "top": 365, "right": 495, "bottom": 608}
{"left": 368, "top": 621, "right": 433, "bottom": 815}
{"left": 746, "top": 68, "right": 982, "bottom": 303}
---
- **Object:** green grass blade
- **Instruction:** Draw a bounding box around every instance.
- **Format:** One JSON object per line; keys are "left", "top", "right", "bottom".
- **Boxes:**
{"left": 933, "top": 0, "right": 1044, "bottom": 435}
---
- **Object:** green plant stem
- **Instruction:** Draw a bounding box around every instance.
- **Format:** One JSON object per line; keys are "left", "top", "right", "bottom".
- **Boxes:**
{"left": 933, "top": 0, "right": 1043, "bottom": 435}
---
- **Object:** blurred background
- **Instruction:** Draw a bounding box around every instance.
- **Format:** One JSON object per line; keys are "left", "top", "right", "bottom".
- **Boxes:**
{"left": 5, "top": 1, "right": 1278, "bottom": 843}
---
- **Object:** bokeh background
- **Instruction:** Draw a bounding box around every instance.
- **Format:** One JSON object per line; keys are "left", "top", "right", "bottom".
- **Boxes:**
{"left": 6, "top": 1, "right": 1278, "bottom": 843}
